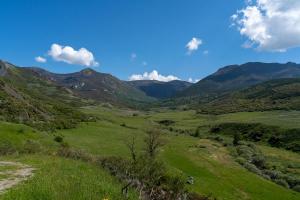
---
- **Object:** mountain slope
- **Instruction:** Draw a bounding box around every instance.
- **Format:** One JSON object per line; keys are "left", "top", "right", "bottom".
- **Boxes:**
{"left": 0, "top": 60, "right": 89, "bottom": 130}
{"left": 196, "top": 78, "right": 300, "bottom": 114}
{"left": 27, "top": 67, "right": 154, "bottom": 107}
{"left": 128, "top": 80, "right": 192, "bottom": 99}
{"left": 179, "top": 62, "right": 300, "bottom": 97}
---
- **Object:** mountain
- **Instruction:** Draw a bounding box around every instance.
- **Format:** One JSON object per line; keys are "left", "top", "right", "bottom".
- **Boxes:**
{"left": 179, "top": 62, "right": 300, "bottom": 97}
{"left": 26, "top": 67, "right": 154, "bottom": 107}
{"left": 196, "top": 78, "right": 300, "bottom": 114}
{"left": 0, "top": 60, "right": 89, "bottom": 130}
{"left": 128, "top": 80, "right": 192, "bottom": 99}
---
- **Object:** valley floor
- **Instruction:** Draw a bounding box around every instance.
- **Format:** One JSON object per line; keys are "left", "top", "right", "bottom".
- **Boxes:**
{"left": 1, "top": 107, "right": 300, "bottom": 199}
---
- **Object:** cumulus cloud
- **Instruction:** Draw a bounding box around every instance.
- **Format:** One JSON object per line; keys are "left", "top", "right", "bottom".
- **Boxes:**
{"left": 186, "top": 37, "right": 202, "bottom": 54}
{"left": 129, "top": 70, "right": 180, "bottom": 82}
{"left": 48, "top": 43, "right": 99, "bottom": 66}
{"left": 35, "top": 56, "right": 47, "bottom": 63}
{"left": 232, "top": 0, "right": 300, "bottom": 52}
{"left": 188, "top": 78, "right": 200, "bottom": 83}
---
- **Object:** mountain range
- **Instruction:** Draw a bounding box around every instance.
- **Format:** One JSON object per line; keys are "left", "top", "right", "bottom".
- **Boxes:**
{"left": 2, "top": 59, "right": 300, "bottom": 128}
{"left": 128, "top": 80, "right": 192, "bottom": 99}
{"left": 179, "top": 62, "right": 300, "bottom": 97}
{"left": 27, "top": 67, "right": 153, "bottom": 107}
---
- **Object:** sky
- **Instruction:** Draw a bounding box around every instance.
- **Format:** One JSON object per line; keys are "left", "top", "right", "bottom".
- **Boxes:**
{"left": 1, "top": 0, "right": 300, "bottom": 82}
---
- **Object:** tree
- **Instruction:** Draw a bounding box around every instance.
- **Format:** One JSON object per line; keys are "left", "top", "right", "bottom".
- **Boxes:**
{"left": 144, "top": 129, "right": 164, "bottom": 159}
{"left": 126, "top": 136, "right": 137, "bottom": 162}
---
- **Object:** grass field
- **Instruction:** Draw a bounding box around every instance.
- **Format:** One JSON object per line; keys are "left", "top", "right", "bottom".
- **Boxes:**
{"left": 57, "top": 106, "right": 300, "bottom": 199}
{"left": 0, "top": 155, "right": 138, "bottom": 200}
{"left": 1, "top": 106, "right": 300, "bottom": 199}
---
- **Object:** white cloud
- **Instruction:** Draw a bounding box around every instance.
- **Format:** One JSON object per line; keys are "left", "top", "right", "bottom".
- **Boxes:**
{"left": 48, "top": 43, "right": 99, "bottom": 66}
{"left": 203, "top": 50, "right": 209, "bottom": 55}
{"left": 129, "top": 70, "right": 180, "bottom": 82}
{"left": 188, "top": 78, "right": 200, "bottom": 83}
{"left": 232, "top": 0, "right": 300, "bottom": 52}
{"left": 186, "top": 37, "right": 202, "bottom": 54}
{"left": 35, "top": 56, "right": 47, "bottom": 63}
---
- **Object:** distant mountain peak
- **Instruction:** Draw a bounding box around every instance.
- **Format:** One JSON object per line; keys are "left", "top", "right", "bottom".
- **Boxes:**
{"left": 80, "top": 68, "right": 97, "bottom": 76}
{"left": 179, "top": 62, "right": 300, "bottom": 97}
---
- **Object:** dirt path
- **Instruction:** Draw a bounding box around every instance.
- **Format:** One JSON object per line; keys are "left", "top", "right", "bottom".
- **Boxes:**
{"left": 0, "top": 161, "right": 35, "bottom": 194}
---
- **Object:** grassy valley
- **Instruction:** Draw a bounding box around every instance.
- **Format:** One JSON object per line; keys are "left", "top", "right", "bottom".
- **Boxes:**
{"left": 1, "top": 61, "right": 300, "bottom": 199}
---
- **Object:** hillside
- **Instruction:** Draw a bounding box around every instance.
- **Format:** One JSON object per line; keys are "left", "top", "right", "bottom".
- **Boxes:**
{"left": 128, "top": 80, "right": 192, "bottom": 99}
{"left": 0, "top": 60, "right": 89, "bottom": 130}
{"left": 28, "top": 67, "right": 154, "bottom": 107}
{"left": 196, "top": 78, "right": 300, "bottom": 114}
{"left": 179, "top": 62, "right": 300, "bottom": 97}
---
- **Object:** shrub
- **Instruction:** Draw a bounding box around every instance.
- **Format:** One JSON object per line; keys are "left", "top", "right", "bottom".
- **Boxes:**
{"left": 252, "top": 154, "right": 266, "bottom": 169}
{"left": 236, "top": 145, "right": 253, "bottom": 160}
{"left": 292, "top": 185, "right": 300, "bottom": 192}
{"left": 235, "top": 157, "right": 247, "bottom": 165}
{"left": 0, "top": 140, "right": 17, "bottom": 155}
{"left": 194, "top": 128, "right": 200, "bottom": 137}
{"left": 243, "top": 162, "right": 262, "bottom": 175}
{"left": 233, "top": 133, "right": 241, "bottom": 146}
{"left": 214, "top": 136, "right": 224, "bottom": 142}
{"left": 274, "top": 179, "right": 289, "bottom": 188}
{"left": 158, "top": 120, "right": 175, "bottom": 126}
{"left": 262, "top": 170, "right": 283, "bottom": 180}
{"left": 21, "top": 140, "right": 41, "bottom": 154}
{"left": 54, "top": 135, "right": 64, "bottom": 143}
{"left": 164, "top": 175, "right": 186, "bottom": 198}
{"left": 17, "top": 128, "right": 25, "bottom": 134}
{"left": 57, "top": 147, "right": 92, "bottom": 162}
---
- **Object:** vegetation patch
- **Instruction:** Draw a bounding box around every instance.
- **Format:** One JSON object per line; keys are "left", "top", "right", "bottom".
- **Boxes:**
{"left": 211, "top": 123, "right": 300, "bottom": 152}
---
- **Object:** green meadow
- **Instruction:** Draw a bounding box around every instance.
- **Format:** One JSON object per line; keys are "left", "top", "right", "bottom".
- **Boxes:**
{"left": 1, "top": 106, "right": 300, "bottom": 199}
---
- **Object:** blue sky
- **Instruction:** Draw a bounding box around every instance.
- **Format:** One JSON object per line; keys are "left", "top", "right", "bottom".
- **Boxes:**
{"left": 1, "top": 0, "right": 300, "bottom": 82}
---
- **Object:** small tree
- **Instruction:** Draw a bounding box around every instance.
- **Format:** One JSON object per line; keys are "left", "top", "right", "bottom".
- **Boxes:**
{"left": 233, "top": 133, "right": 241, "bottom": 146}
{"left": 144, "top": 129, "right": 164, "bottom": 159}
{"left": 126, "top": 136, "right": 137, "bottom": 162}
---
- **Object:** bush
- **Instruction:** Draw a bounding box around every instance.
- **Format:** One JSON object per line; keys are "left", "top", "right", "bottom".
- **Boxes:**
{"left": 17, "top": 128, "right": 25, "bottom": 134}
{"left": 263, "top": 170, "right": 283, "bottom": 180}
{"left": 235, "top": 157, "right": 247, "bottom": 165}
{"left": 233, "top": 133, "right": 241, "bottom": 146}
{"left": 292, "top": 185, "right": 300, "bottom": 192}
{"left": 54, "top": 135, "right": 64, "bottom": 143}
{"left": 236, "top": 145, "right": 253, "bottom": 160}
{"left": 274, "top": 179, "right": 289, "bottom": 188}
{"left": 194, "top": 128, "right": 200, "bottom": 137}
{"left": 252, "top": 154, "right": 266, "bottom": 169}
{"left": 21, "top": 140, "right": 41, "bottom": 154}
{"left": 57, "top": 147, "right": 92, "bottom": 162}
{"left": 158, "top": 120, "right": 175, "bottom": 126}
{"left": 243, "top": 162, "right": 262, "bottom": 175}
{"left": 164, "top": 175, "right": 186, "bottom": 198}
{"left": 0, "top": 140, "right": 17, "bottom": 155}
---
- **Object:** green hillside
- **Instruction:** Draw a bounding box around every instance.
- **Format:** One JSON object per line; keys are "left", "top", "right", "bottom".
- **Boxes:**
{"left": 195, "top": 78, "right": 300, "bottom": 114}
{"left": 179, "top": 62, "right": 300, "bottom": 97}
{"left": 0, "top": 61, "right": 90, "bottom": 130}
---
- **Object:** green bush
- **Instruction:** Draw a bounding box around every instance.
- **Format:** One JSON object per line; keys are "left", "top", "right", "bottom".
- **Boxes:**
{"left": 252, "top": 154, "right": 266, "bottom": 169}
{"left": 235, "top": 157, "right": 247, "bottom": 165}
{"left": 274, "top": 179, "right": 289, "bottom": 188}
{"left": 243, "top": 162, "right": 262, "bottom": 175}
{"left": 292, "top": 185, "right": 300, "bottom": 192}
{"left": 21, "top": 140, "right": 42, "bottom": 154}
{"left": 54, "top": 135, "right": 64, "bottom": 143}
{"left": 0, "top": 140, "right": 17, "bottom": 155}
{"left": 57, "top": 147, "right": 93, "bottom": 162}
